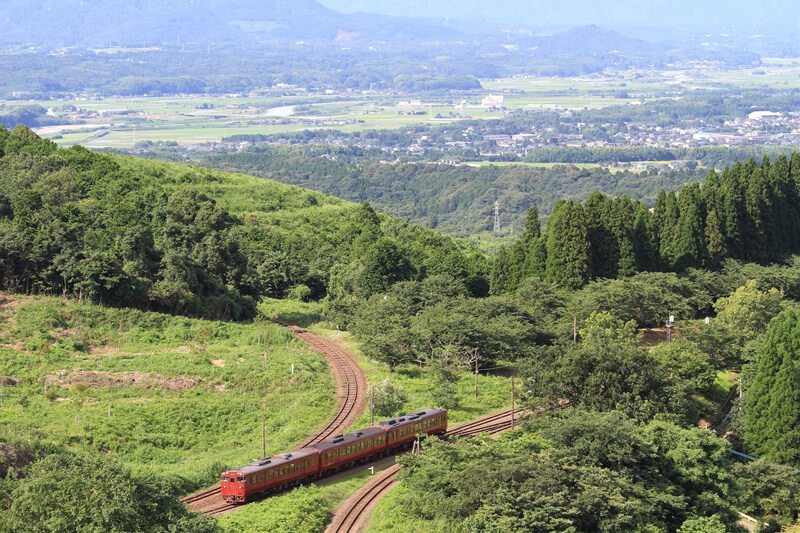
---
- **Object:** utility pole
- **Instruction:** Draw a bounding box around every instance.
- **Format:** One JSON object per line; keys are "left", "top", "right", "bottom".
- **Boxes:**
{"left": 510, "top": 375, "right": 516, "bottom": 430}
{"left": 370, "top": 385, "right": 375, "bottom": 426}
{"left": 262, "top": 339, "right": 268, "bottom": 458}
{"left": 474, "top": 351, "right": 479, "bottom": 399}
{"left": 666, "top": 315, "right": 675, "bottom": 343}
{"left": 261, "top": 413, "right": 267, "bottom": 459}
{"left": 573, "top": 316, "right": 578, "bottom": 343}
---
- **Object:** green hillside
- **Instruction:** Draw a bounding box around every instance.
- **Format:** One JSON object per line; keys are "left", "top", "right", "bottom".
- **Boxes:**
{"left": 0, "top": 125, "right": 487, "bottom": 321}
{"left": 0, "top": 293, "right": 336, "bottom": 483}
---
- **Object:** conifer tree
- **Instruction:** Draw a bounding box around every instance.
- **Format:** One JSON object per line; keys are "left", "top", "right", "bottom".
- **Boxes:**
{"left": 633, "top": 203, "right": 658, "bottom": 272}
{"left": 744, "top": 307, "right": 800, "bottom": 465}
{"left": 545, "top": 200, "right": 591, "bottom": 289}
{"left": 767, "top": 155, "right": 797, "bottom": 252}
{"left": 490, "top": 246, "right": 516, "bottom": 295}
{"left": 721, "top": 165, "right": 746, "bottom": 260}
{"left": 522, "top": 205, "right": 541, "bottom": 245}
{"left": 584, "top": 192, "right": 618, "bottom": 279}
{"left": 522, "top": 236, "right": 547, "bottom": 281}
{"left": 701, "top": 171, "right": 727, "bottom": 266}
{"left": 705, "top": 207, "right": 727, "bottom": 267}
{"left": 658, "top": 191, "right": 681, "bottom": 270}
{"left": 744, "top": 167, "right": 769, "bottom": 262}
{"left": 791, "top": 153, "right": 800, "bottom": 193}
{"left": 674, "top": 183, "right": 708, "bottom": 269}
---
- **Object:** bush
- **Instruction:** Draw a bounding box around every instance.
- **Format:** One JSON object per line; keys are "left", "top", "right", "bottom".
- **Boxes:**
{"left": 287, "top": 284, "right": 313, "bottom": 302}
{"left": 5, "top": 453, "right": 218, "bottom": 532}
{"left": 371, "top": 380, "right": 408, "bottom": 417}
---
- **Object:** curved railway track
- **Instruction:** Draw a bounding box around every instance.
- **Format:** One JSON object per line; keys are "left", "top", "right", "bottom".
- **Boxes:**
{"left": 180, "top": 320, "right": 366, "bottom": 516}
{"left": 325, "top": 407, "right": 527, "bottom": 533}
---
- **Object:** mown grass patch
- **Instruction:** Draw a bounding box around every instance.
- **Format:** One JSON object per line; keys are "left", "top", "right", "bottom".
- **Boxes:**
{"left": 0, "top": 294, "right": 336, "bottom": 487}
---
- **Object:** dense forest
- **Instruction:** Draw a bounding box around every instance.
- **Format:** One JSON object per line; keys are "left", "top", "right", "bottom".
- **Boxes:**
{"left": 492, "top": 155, "right": 800, "bottom": 291}
{"left": 0, "top": 125, "right": 485, "bottom": 320}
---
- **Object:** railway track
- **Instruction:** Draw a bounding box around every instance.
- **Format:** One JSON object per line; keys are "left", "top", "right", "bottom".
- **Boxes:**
{"left": 326, "top": 407, "right": 527, "bottom": 533}
{"left": 180, "top": 320, "right": 366, "bottom": 516}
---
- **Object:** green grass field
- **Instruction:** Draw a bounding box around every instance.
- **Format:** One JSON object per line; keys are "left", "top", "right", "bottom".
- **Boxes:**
{"left": 0, "top": 294, "right": 337, "bottom": 486}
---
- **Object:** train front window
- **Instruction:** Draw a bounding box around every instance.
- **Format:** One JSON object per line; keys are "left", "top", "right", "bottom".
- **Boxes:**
{"left": 237, "top": 477, "right": 245, "bottom": 482}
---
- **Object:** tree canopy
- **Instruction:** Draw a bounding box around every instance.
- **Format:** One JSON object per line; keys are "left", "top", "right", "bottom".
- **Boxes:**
{"left": 744, "top": 306, "right": 800, "bottom": 465}
{"left": 5, "top": 453, "right": 217, "bottom": 533}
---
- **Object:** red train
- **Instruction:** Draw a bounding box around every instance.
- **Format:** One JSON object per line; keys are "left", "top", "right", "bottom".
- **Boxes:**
{"left": 220, "top": 408, "right": 448, "bottom": 504}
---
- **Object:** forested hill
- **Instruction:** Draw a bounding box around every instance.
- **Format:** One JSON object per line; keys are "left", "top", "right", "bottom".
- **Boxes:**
{"left": 200, "top": 148, "right": 701, "bottom": 237}
{"left": 0, "top": 125, "right": 487, "bottom": 320}
{"left": 0, "top": 0, "right": 455, "bottom": 46}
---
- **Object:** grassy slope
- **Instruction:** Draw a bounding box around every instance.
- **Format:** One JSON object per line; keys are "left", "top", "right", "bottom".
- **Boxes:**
{"left": 112, "top": 154, "right": 349, "bottom": 224}
{"left": 0, "top": 294, "right": 336, "bottom": 486}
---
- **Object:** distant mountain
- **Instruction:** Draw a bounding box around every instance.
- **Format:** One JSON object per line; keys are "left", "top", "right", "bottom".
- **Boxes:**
{"left": 0, "top": 0, "right": 458, "bottom": 46}
{"left": 322, "top": 0, "right": 799, "bottom": 36}
{"left": 533, "top": 25, "right": 667, "bottom": 56}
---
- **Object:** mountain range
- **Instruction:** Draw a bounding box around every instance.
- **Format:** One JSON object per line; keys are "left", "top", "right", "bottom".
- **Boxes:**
{"left": 323, "top": 0, "right": 800, "bottom": 37}
{"left": 0, "top": 0, "right": 771, "bottom": 67}
{"left": 0, "top": 0, "right": 455, "bottom": 46}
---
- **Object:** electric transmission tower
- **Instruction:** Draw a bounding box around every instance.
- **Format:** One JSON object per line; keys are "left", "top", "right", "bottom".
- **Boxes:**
{"left": 493, "top": 201, "right": 501, "bottom": 233}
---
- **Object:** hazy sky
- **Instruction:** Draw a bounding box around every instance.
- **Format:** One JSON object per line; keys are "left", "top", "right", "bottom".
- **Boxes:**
{"left": 321, "top": 0, "right": 800, "bottom": 34}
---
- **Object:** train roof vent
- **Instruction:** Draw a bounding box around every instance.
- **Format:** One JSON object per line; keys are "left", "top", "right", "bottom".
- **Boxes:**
{"left": 251, "top": 459, "right": 271, "bottom": 466}
{"left": 285, "top": 454, "right": 292, "bottom": 459}
{"left": 355, "top": 432, "right": 363, "bottom": 436}
{"left": 398, "top": 418, "right": 406, "bottom": 422}
{"left": 386, "top": 420, "right": 396, "bottom": 425}
{"left": 333, "top": 437, "right": 345, "bottom": 443}
{"left": 416, "top": 411, "right": 427, "bottom": 416}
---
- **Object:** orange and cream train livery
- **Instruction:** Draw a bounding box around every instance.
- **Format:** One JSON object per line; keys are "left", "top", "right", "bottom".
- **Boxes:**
{"left": 220, "top": 408, "right": 447, "bottom": 504}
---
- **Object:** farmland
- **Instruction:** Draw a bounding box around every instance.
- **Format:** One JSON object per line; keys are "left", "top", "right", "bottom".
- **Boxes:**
{"left": 1, "top": 61, "right": 791, "bottom": 150}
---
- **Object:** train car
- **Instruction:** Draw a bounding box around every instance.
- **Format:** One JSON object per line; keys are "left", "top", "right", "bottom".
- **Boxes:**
{"left": 220, "top": 448, "right": 319, "bottom": 504}
{"left": 312, "top": 427, "right": 387, "bottom": 476}
{"left": 380, "top": 408, "right": 448, "bottom": 451}
{"left": 219, "top": 408, "right": 448, "bottom": 504}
